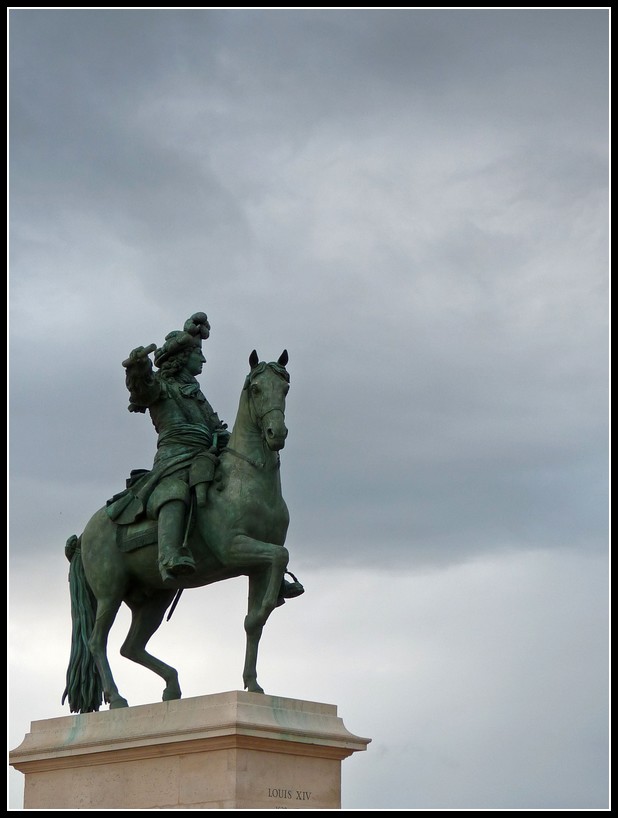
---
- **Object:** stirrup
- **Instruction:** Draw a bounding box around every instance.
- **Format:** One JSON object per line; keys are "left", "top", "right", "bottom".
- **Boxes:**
{"left": 276, "top": 571, "right": 305, "bottom": 607}
{"left": 159, "top": 554, "right": 196, "bottom": 582}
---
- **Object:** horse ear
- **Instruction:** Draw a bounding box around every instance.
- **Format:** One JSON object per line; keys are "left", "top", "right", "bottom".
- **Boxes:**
{"left": 249, "top": 350, "right": 259, "bottom": 369}
{"left": 278, "top": 349, "right": 289, "bottom": 367}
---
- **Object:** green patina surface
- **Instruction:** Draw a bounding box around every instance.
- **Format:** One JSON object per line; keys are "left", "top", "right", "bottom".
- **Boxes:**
{"left": 62, "top": 313, "right": 303, "bottom": 715}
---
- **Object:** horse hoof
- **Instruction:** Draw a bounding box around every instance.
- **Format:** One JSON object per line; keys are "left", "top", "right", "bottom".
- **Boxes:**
{"left": 162, "top": 688, "right": 182, "bottom": 701}
{"left": 109, "top": 696, "right": 129, "bottom": 709}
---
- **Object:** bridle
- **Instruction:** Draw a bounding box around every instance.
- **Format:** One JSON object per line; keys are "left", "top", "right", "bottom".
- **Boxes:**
{"left": 222, "top": 362, "right": 288, "bottom": 470}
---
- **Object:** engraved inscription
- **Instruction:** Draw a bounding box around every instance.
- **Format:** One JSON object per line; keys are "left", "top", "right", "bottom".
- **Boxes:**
{"left": 268, "top": 788, "right": 292, "bottom": 799}
{"left": 267, "top": 788, "right": 312, "bottom": 802}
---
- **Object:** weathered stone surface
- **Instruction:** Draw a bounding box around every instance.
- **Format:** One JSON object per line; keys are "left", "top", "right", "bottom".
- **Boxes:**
{"left": 10, "top": 691, "right": 371, "bottom": 809}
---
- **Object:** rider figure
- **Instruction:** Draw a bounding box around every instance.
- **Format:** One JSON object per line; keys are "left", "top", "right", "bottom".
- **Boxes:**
{"left": 119, "top": 312, "right": 230, "bottom": 582}
{"left": 107, "top": 311, "right": 303, "bottom": 601}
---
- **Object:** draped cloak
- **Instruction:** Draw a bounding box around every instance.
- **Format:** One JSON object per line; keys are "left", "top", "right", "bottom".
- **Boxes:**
{"left": 106, "top": 369, "right": 228, "bottom": 525}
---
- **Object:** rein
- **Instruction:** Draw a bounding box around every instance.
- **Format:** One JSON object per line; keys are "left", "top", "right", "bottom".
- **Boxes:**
{"left": 222, "top": 446, "right": 280, "bottom": 470}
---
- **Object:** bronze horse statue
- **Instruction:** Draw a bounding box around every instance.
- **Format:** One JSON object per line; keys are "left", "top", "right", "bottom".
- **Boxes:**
{"left": 63, "top": 350, "right": 299, "bottom": 713}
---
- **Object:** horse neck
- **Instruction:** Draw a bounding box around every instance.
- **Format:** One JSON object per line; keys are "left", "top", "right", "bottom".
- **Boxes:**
{"left": 227, "top": 389, "right": 277, "bottom": 467}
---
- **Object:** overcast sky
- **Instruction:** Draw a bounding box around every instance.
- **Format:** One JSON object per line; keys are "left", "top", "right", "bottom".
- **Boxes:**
{"left": 8, "top": 8, "right": 609, "bottom": 810}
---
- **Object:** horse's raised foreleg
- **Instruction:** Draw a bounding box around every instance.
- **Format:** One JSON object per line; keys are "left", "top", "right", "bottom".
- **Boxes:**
{"left": 89, "top": 596, "right": 129, "bottom": 709}
{"left": 221, "top": 537, "right": 288, "bottom": 693}
{"left": 120, "top": 590, "right": 181, "bottom": 702}
{"left": 227, "top": 536, "right": 289, "bottom": 625}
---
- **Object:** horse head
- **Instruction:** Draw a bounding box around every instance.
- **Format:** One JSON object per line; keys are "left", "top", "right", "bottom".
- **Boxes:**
{"left": 244, "top": 350, "right": 290, "bottom": 451}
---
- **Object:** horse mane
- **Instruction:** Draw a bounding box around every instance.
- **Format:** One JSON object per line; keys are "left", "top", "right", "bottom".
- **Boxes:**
{"left": 243, "top": 361, "right": 290, "bottom": 391}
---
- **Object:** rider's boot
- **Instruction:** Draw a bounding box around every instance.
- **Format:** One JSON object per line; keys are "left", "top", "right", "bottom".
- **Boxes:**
{"left": 158, "top": 499, "right": 196, "bottom": 582}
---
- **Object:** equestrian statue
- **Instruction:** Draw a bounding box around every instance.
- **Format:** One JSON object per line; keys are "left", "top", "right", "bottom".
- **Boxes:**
{"left": 62, "top": 312, "right": 303, "bottom": 713}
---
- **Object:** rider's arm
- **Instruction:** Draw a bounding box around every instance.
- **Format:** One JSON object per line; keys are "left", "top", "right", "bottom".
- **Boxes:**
{"left": 199, "top": 399, "right": 230, "bottom": 448}
{"left": 123, "top": 345, "right": 161, "bottom": 412}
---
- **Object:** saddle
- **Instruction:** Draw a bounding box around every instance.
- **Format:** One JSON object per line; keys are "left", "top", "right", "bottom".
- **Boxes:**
{"left": 106, "top": 469, "right": 158, "bottom": 553}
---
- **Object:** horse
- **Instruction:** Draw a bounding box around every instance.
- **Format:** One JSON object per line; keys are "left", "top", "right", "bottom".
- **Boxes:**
{"left": 63, "top": 349, "right": 296, "bottom": 713}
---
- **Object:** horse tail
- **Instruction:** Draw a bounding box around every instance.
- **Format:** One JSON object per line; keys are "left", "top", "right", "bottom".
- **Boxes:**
{"left": 62, "top": 534, "right": 103, "bottom": 713}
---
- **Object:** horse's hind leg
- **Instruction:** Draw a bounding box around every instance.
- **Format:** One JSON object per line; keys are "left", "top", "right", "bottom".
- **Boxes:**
{"left": 89, "top": 596, "right": 129, "bottom": 709}
{"left": 120, "top": 591, "right": 182, "bottom": 702}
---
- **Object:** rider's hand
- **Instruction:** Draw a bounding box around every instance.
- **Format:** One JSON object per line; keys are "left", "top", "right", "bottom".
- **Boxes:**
{"left": 122, "top": 344, "right": 156, "bottom": 368}
{"left": 216, "top": 429, "right": 231, "bottom": 450}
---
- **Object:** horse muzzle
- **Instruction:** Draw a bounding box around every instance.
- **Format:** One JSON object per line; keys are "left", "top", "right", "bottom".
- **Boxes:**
{"left": 265, "top": 427, "right": 288, "bottom": 451}
{"left": 264, "top": 416, "right": 288, "bottom": 451}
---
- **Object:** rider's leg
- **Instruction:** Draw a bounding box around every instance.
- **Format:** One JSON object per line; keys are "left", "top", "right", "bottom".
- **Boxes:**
{"left": 158, "top": 499, "right": 196, "bottom": 581}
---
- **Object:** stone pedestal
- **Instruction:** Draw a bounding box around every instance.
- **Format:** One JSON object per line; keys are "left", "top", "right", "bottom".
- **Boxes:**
{"left": 9, "top": 691, "right": 371, "bottom": 809}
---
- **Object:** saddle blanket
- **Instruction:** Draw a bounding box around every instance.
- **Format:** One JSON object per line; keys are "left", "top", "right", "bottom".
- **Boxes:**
{"left": 116, "top": 518, "right": 158, "bottom": 553}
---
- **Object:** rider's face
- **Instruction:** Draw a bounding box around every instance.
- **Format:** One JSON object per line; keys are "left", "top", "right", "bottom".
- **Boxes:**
{"left": 186, "top": 348, "right": 206, "bottom": 376}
